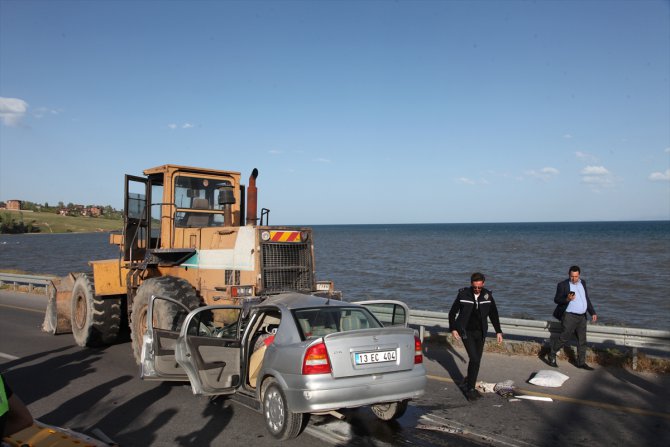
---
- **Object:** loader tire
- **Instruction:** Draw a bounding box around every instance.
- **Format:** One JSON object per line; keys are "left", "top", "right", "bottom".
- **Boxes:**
{"left": 130, "top": 276, "right": 200, "bottom": 364}
{"left": 71, "top": 273, "right": 122, "bottom": 347}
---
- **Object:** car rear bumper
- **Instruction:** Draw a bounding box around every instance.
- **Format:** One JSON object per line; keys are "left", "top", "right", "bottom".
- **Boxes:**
{"left": 281, "top": 366, "right": 426, "bottom": 413}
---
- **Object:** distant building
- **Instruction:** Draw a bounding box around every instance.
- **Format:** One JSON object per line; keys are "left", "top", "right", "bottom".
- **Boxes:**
{"left": 88, "top": 206, "right": 103, "bottom": 217}
{"left": 6, "top": 200, "right": 22, "bottom": 210}
{"left": 58, "top": 205, "right": 104, "bottom": 217}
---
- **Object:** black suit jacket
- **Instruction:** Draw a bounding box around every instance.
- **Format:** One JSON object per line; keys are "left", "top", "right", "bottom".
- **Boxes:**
{"left": 552, "top": 279, "right": 596, "bottom": 320}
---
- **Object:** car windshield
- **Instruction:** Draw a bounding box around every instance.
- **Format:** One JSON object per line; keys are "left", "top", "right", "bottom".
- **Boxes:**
{"left": 293, "top": 307, "right": 382, "bottom": 340}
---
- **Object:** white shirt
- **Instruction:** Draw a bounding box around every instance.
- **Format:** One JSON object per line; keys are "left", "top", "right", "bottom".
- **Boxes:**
{"left": 566, "top": 280, "right": 587, "bottom": 314}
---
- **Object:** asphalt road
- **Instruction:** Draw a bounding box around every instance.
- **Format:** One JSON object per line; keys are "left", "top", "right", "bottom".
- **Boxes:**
{"left": 2, "top": 290, "right": 669, "bottom": 447}
{"left": 0, "top": 290, "right": 490, "bottom": 447}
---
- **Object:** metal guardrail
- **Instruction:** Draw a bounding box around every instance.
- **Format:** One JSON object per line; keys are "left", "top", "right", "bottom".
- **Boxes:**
{"left": 410, "top": 309, "right": 670, "bottom": 354}
{"left": 0, "top": 272, "right": 54, "bottom": 294}
{"left": 2, "top": 273, "right": 668, "bottom": 354}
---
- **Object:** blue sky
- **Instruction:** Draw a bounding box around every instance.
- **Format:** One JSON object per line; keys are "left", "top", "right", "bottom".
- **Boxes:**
{"left": 1, "top": 0, "right": 669, "bottom": 225}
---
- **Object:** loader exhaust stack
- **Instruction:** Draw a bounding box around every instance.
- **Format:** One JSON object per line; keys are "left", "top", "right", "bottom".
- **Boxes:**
{"left": 246, "top": 168, "right": 259, "bottom": 225}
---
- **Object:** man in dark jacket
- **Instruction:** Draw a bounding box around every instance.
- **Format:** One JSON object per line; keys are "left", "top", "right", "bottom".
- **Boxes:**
{"left": 548, "top": 265, "right": 597, "bottom": 370}
{"left": 449, "top": 272, "right": 503, "bottom": 401}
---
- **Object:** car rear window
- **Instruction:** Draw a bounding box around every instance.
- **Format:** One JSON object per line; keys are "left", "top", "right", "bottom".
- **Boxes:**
{"left": 293, "top": 307, "right": 382, "bottom": 339}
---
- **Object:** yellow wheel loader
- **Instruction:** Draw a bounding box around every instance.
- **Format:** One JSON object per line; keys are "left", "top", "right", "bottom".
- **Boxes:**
{"left": 43, "top": 165, "right": 336, "bottom": 363}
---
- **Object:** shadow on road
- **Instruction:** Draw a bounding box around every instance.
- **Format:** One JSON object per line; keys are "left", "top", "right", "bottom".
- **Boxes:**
{"left": 1, "top": 346, "right": 238, "bottom": 446}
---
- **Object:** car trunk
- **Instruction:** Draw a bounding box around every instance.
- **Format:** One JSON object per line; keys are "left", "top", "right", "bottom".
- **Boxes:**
{"left": 323, "top": 327, "right": 416, "bottom": 378}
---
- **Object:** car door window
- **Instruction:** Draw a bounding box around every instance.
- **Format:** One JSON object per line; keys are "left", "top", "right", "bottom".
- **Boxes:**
{"left": 353, "top": 300, "right": 410, "bottom": 327}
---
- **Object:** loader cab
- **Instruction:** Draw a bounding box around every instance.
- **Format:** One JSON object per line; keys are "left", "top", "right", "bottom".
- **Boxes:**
{"left": 122, "top": 165, "right": 244, "bottom": 262}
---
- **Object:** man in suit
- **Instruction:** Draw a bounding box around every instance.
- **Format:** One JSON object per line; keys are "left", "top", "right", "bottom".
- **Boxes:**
{"left": 548, "top": 265, "right": 597, "bottom": 370}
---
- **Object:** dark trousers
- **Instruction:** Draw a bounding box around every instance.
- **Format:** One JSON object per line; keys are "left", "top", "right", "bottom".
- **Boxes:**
{"left": 551, "top": 312, "right": 588, "bottom": 364}
{"left": 462, "top": 330, "right": 485, "bottom": 390}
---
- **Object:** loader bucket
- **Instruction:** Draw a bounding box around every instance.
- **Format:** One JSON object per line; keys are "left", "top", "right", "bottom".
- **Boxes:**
{"left": 42, "top": 273, "right": 78, "bottom": 335}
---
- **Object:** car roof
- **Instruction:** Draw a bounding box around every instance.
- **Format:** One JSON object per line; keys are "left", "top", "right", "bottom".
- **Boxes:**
{"left": 257, "top": 292, "right": 356, "bottom": 311}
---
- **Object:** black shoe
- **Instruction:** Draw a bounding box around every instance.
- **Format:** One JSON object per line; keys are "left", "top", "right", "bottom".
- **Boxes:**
{"left": 546, "top": 355, "right": 558, "bottom": 368}
{"left": 465, "top": 388, "right": 481, "bottom": 402}
{"left": 577, "top": 363, "right": 594, "bottom": 371}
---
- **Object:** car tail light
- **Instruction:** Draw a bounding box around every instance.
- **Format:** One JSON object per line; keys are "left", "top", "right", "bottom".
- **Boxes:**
{"left": 302, "top": 342, "right": 331, "bottom": 375}
{"left": 414, "top": 336, "right": 423, "bottom": 364}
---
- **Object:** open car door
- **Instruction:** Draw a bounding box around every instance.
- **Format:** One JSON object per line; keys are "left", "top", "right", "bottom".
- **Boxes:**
{"left": 174, "top": 304, "right": 244, "bottom": 396}
{"left": 140, "top": 295, "right": 191, "bottom": 381}
{"left": 353, "top": 300, "right": 410, "bottom": 327}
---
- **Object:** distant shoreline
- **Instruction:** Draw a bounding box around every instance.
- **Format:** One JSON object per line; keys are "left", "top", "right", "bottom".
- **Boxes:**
{"left": 0, "top": 209, "right": 122, "bottom": 234}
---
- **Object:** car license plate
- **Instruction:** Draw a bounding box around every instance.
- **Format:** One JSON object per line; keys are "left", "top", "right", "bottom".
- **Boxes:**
{"left": 354, "top": 350, "right": 397, "bottom": 365}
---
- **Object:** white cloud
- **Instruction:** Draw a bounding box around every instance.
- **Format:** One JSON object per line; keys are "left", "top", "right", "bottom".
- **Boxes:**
{"left": 580, "top": 165, "right": 614, "bottom": 188}
{"left": 563, "top": 134, "right": 573, "bottom": 139}
{"left": 456, "top": 177, "right": 475, "bottom": 185}
{"left": 0, "top": 97, "right": 29, "bottom": 126}
{"left": 665, "top": 147, "right": 670, "bottom": 153}
{"left": 576, "top": 151, "right": 598, "bottom": 162}
{"left": 33, "top": 107, "right": 61, "bottom": 119}
{"left": 581, "top": 165, "right": 610, "bottom": 176}
{"left": 526, "top": 167, "right": 560, "bottom": 181}
{"left": 581, "top": 176, "right": 613, "bottom": 185}
{"left": 268, "top": 150, "right": 283, "bottom": 155}
{"left": 168, "top": 122, "right": 194, "bottom": 129}
{"left": 649, "top": 169, "right": 670, "bottom": 182}
{"left": 314, "top": 158, "right": 331, "bottom": 163}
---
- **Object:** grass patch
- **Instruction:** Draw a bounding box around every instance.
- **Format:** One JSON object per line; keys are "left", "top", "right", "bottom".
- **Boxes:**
{"left": 1, "top": 210, "right": 122, "bottom": 233}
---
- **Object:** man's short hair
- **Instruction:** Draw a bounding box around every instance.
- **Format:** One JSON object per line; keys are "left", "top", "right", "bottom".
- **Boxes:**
{"left": 471, "top": 272, "right": 485, "bottom": 283}
{"left": 569, "top": 265, "right": 581, "bottom": 274}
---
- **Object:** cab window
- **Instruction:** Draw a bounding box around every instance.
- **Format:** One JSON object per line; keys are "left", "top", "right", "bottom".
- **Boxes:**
{"left": 174, "top": 175, "right": 234, "bottom": 228}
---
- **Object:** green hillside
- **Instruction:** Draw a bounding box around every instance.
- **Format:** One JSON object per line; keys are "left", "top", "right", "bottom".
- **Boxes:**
{"left": 1, "top": 210, "right": 122, "bottom": 233}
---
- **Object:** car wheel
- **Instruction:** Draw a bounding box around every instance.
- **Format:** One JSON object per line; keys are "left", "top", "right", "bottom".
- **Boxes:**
{"left": 371, "top": 400, "right": 409, "bottom": 421}
{"left": 262, "top": 380, "right": 304, "bottom": 440}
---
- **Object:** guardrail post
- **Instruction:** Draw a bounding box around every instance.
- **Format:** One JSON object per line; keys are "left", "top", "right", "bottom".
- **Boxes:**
{"left": 419, "top": 325, "right": 425, "bottom": 343}
{"left": 632, "top": 347, "right": 638, "bottom": 371}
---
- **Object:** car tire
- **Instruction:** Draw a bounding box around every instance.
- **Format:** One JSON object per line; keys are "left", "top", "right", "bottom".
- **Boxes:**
{"left": 130, "top": 276, "right": 200, "bottom": 364}
{"left": 371, "top": 399, "right": 409, "bottom": 421}
{"left": 70, "top": 273, "right": 122, "bottom": 347}
{"left": 262, "top": 379, "right": 305, "bottom": 440}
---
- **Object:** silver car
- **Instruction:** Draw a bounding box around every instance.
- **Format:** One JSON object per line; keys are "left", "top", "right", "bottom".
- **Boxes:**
{"left": 140, "top": 292, "right": 426, "bottom": 439}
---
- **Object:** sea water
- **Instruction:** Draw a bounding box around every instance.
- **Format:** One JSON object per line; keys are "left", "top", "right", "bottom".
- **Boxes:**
{"left": 1, "top": 221, "right": 668, "bottom": 330}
